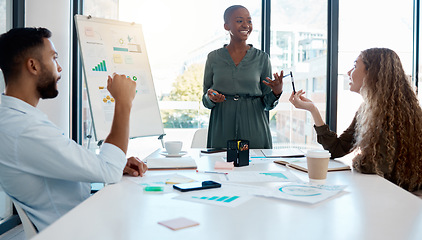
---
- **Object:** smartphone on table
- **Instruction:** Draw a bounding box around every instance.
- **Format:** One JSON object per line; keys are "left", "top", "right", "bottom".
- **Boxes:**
{"left": 173, "top": 181, "right": 221, "bottom": 192}
{"left": 200, "top": 148, "right": 226, "bottom": 154}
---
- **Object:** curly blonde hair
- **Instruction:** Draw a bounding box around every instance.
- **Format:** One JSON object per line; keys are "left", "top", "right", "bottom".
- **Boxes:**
{"left": 353, "top": 48, "right": 422, "bottom": 191}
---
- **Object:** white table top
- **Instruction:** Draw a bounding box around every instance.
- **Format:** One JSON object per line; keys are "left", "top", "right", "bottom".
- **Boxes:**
{"left": 33, "top": 149, "right": 422, "bottom": 240}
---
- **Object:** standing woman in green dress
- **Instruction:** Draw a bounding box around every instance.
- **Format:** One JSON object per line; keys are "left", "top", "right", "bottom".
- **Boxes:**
{"left": 202, "top": 5, "right": 284, "bottom": 149}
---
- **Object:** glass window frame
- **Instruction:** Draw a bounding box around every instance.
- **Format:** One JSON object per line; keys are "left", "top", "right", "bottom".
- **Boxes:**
{"left": 0, "top": 0, "right": 25, "bottom": 235}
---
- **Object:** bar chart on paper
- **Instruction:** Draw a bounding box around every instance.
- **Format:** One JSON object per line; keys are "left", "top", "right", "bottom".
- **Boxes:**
{"left": 192, "top": 195, "right": 239, "bottom": 202}
{"left": 92, "top": 60, "right": 107, "bottom": 71}
{"left": 175, "top": 192, "right": 252, "bottom": 208}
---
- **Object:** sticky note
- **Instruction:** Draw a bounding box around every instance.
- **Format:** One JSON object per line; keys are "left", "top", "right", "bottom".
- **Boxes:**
{"left": 165, "top": 175, "right": 195, "bottom": 185}
{"left": 144, "top": 186, "right": 164, "bottom": 192}
{"left": 158, "top": 217, "right": 199, "bottom": 231}
{"left": 214, "top": 161, "right": 234, "bottom": 170}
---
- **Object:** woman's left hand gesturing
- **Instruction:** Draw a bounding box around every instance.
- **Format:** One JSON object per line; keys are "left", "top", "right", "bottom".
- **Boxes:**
{"left": 263, "top": 70, "right": 283, "bottom": 95}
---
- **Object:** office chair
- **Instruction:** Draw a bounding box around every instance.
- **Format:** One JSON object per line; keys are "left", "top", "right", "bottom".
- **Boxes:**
{"left": 12, "top": 200, "right": 38, "bottom": 239}
{"left": 191, "top": 128, "right": 208, "bottom": 148}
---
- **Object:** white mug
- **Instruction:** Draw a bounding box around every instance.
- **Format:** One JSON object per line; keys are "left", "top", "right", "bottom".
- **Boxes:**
{"left": 165, "top": 141, "right": 183, "bottom": 155}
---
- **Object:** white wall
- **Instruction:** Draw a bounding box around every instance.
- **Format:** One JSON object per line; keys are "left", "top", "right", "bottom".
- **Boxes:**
{"left": 25, "top": 0, "right": 72, "bottom": 137}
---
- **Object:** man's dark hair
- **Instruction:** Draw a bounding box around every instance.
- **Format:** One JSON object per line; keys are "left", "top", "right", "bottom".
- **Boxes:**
{"left": 0, "top": 27, "right": 51, "bottom": 84}
{"left": 223, "top": 5, "right": 246, "bottom": 24}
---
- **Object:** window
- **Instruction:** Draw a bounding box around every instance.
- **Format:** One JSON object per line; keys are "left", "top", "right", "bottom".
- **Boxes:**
{"left": 269, "top": 0, "right": 328, "bottom": 149}
{"left": 83, "top": 0, "right": 261, "bottom": 153}
{"left": 337, "top": 0, "right": 413, "bottom": 132}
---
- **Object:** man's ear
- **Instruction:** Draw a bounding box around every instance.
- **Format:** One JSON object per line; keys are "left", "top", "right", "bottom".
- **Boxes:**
{"left": 25, "top": 58, "right": 40, "bottom": 76}
{"left": 224, "top": 23, "right": 230, "bottom": 31}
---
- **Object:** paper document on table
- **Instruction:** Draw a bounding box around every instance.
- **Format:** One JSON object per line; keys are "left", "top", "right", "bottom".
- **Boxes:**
{"left": 173, "top": 183, "right": 255, "bottom": 208}
{"left": 201, "top": 151, "right": 227, "bottom": 157}
{"left": 249, "top": 157, "right": 279, "bottom": 165}
{"left": 126, "top": 173, "right": 195, "bottom": 193}
{"left": 257, "top": 183, "right": 347, "bottom": 204}
{"left": 219, "top": 171, "right": 301, "bottom": 183}
{"left": 261, "top": 148, "right": 305, "bottom": 158}
{"left": 249, "top": 149, "right": 261, "bottom": 157}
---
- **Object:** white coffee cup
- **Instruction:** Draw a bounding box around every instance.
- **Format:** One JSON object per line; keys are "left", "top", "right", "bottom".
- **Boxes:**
{"left": 306, "top": 150, "right": 331, "bottom": 184}
{"left": 164, "top": 141, "right": 183, "bottom": 155}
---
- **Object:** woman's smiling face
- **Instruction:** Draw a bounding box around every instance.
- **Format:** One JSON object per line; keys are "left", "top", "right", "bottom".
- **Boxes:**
{"left": 224, "top": 7, "right": 252, "bottom": 42}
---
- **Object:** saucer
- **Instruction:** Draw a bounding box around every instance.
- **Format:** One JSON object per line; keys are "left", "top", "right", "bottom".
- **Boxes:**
{"left": 160, "top": 151, "right": 188, "bottom": 157}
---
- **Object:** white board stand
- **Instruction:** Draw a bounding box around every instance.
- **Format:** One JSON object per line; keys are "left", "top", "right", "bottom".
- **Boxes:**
{"left": 75, "top": 15, "right": 165, "bottom": 143}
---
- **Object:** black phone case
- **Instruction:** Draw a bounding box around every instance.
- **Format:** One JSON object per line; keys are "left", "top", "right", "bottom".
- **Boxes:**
{"left": 200, "top": 148, "right": 227, "bottom": 154}
{"left": 173, "top": 181, "right": 221, "bottom": 192}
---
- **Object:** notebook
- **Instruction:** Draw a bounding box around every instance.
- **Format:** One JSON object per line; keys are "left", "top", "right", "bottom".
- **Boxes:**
{"left": 261, "top": 148, "right": 305, "bottom": 158}
{"left": 274, "top": 158, "right": 351, "bottom": 172}
{"left": 144, "top": 149, "right": 197, "bottom": 170}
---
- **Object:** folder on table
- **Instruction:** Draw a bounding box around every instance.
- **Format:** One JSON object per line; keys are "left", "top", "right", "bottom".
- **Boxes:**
{"left": 261, "top": 148, "right": 305, "bottom": 158}
{"left": 274, "top": 158, "right": 351, "bottom": 172}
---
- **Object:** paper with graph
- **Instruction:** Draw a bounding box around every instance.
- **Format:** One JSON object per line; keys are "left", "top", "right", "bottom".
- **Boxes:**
{"left": 257, "top": 183, "right": 347, "bottom": 204}
{"left": 218, "top": 171, "right": 301, "bottom": 183}
{"left": 173, "top": 183, "right": 256, "bottom": 207}
{"left": 75, "top": 15, "right": 164, "bottom": 140}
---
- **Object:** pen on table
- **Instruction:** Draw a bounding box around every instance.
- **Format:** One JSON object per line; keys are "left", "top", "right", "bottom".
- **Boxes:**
{"left": 196, "top": 170, "right": 228, "bottom": 175}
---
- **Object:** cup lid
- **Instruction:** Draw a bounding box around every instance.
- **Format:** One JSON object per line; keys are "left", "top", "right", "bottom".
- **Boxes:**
{"left": 306, "top": 149, "right": 331, "bottom": 158}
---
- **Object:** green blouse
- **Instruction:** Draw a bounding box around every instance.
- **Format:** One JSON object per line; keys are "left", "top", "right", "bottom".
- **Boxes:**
{"left": 202, "top": 45, "right": 280, "bottom": 149}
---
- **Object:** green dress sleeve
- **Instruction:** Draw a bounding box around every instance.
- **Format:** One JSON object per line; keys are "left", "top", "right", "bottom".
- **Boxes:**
{"left": 202, "top": 51, "right": 216, "bottom": 109}
{"left": 259, "top": 54, "right": 279, "bottom": 110}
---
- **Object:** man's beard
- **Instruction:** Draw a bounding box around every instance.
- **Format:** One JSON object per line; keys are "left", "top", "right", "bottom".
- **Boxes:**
{"left": 36, "top": 67, "right": 59, "bottom": 99}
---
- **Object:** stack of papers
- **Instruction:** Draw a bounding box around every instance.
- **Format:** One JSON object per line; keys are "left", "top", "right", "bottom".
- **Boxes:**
{"left": 144, "top": 149, "right": 197, "bottom": 170}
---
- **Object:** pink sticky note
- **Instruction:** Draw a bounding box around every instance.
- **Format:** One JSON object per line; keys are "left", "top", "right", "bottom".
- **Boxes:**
{"left": 158, "top": 217, "right": 199, "bottom": 231}
{"left": 214, "top": 161, "right": 234, "bottom": 170}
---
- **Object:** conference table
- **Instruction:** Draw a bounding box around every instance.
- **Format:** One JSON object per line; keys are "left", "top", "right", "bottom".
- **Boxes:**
{"left": 32, "top": 149, "right": 422, "bottom": 240}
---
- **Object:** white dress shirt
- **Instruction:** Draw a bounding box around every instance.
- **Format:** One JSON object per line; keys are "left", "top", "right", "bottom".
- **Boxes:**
{"left": 0, "top": 94, "right": 127, "bottom": 231}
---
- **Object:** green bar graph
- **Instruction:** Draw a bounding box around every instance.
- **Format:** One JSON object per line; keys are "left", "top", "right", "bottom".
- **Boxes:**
{"left": 92, "top": 60, "right": 107, "bottom": 72}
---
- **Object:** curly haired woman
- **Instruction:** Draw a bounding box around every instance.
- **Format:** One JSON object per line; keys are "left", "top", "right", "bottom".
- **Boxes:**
{"left": 289, "top": 48, "right": 422, "bottom": 192}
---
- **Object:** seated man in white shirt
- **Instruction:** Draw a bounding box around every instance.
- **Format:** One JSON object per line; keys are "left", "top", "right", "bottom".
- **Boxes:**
{"left": 0, "top": 27, "right": 147, "bottom": 232}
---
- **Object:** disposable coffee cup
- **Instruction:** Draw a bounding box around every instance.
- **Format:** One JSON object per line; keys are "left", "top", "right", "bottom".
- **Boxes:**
{"left": 306, "top": 150, "right": 331, "bottom": 184}
{"left": 164, "top": 141, "right": 183, "bottom": 155}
